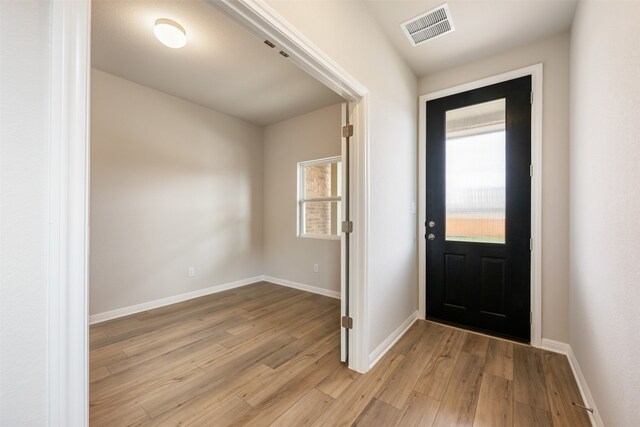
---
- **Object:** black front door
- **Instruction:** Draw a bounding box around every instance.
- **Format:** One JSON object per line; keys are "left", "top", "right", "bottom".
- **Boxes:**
{"left": 426, "top": 76, "right": 532, "bottom": 342}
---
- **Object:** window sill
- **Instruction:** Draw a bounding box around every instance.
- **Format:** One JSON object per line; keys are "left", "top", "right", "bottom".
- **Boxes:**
{"left": 298, "top": 234, "right": 341, "bottom": 241}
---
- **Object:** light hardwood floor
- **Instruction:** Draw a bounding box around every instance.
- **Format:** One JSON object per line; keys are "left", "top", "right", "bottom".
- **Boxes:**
{"left": 90, "top": 282, "right": 591, "bottom": 426}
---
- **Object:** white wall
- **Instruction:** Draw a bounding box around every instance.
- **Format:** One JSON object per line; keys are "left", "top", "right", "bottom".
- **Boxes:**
{"left": 0, "top": 1, "right": 50, "bottom": 425}
{"left": 90, "top": 69, "right": 264, "bottom": 315}
{"left": 418, "top": 32, "right": 571, "bottom": 343}
{"left": 570, "top": 2, "right": 640, "bottom": 425}
{"left": 263, "top": 104, "right": 342, "bottom": 293}
{"left": 266, "top": 0, "right": 418, "bottom": 357}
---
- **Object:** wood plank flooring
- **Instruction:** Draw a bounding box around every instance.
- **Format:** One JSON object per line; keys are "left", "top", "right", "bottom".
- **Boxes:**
{"left": 90, "top": 282, "right": 591, "bottom": 426}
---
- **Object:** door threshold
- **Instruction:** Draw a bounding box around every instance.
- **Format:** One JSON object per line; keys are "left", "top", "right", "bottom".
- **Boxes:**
{"left": 424, "top": 317, "right": 531, "bottom": 347}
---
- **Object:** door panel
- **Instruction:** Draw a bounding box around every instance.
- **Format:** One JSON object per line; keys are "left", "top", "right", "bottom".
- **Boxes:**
{"left": 480, "top": 257, "right": 507, "bottom": 316}
{"left": 426, "top": 76, "right": 531, "bottom": 342}
{"left": 444, "top": 254, "right": 466, "bottom": 308}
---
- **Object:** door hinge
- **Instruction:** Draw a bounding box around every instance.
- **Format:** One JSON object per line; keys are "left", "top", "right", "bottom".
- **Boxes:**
{"left": 530, "top": 91, "right": 534, "bottom": 104}
{"left": 530, "top": 238, "right": 533, "bottom": 251}
{"left": 341, "top": 316, "right": 353, "bottom": 329}
{"left": 530, "top": 312, "right": 533, "bottom": 325}
{"left": 341, "top": 220, "right": 353, "bottom": 234}
{"left": 342, "top": 123, "right": 353, "bottom": 138}
{"left": 530, "top": 164, "right": 533, "bottom": 177}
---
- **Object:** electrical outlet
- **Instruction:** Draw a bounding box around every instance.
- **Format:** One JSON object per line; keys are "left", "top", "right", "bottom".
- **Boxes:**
{"left": 313, "top": 264, "right": 319, "bottom": 273}
{"left": 188, "top": 267, "right": 195, "bottom": 277}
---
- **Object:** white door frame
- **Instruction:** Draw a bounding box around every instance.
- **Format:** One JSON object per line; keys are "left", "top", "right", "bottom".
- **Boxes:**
{"left": 418, "top": 64, "right": 543, "bottom": 347}
{"left": 49, "top": 0, "right": 91, "bottom": 425}
{"left": 49, "top": 0, "right": 371, "bottom": 424}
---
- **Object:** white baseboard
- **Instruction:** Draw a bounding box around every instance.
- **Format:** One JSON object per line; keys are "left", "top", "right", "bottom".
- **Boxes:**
{"left": 540, "top": 339, "right": 603, "bottom": 427}
{"left": 368, "top": 311, "right": 419, "bottom": 369}
{"left": 89, "top": 276, "right": 263, "bottom": 324}
{"left": 540, "top": 338, "right": 571, "bottom": 354}
{"left": 261, "top": 275, "right": 340, "bottom": 299}
{"left": 90, "top": 275, "right": 341, "bottom": 325}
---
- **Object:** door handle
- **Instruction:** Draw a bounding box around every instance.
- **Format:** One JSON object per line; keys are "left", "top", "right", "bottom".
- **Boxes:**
{"left": 427, "top": 234, "right": 435, "bottom": 241}
{"left": 428, "top": 221, "right": 435, "bottom": 228}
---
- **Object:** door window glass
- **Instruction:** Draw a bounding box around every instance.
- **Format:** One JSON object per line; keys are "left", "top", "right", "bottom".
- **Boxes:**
{"left": 445, "top": 99, "right": 506, "bottom": 243}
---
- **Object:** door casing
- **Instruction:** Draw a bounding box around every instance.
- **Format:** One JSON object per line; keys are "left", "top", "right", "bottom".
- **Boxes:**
{"left": 418, "top": 64, "right": 543, "bottom": 347}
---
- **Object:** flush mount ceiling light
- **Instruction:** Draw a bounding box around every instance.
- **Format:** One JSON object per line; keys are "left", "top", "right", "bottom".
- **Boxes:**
{"left": 154, "top": 18, "right": 187, "bottom": 49}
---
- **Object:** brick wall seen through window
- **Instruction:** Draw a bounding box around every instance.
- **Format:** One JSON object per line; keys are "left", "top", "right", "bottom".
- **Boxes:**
{"left": 299, "top": 158, "right": 341, "bottom": 238}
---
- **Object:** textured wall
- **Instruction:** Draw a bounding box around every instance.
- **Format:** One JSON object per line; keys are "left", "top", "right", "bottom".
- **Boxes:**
{"left": 569, "top": 1, "right": 640, "bottom": 425}
{"left": 0, "top": 1, "right": 51, "bottom": 424}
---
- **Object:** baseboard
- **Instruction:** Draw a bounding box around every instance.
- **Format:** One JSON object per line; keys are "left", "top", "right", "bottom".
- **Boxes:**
{"left": 90, "top": 274, "right": 340, "bottom": 324}
{"left": 540, "top": 338, "right": 571, "bottom": 354}
{"left": 566, "top": 345, "right": 605, "bottom": 427}
{"left": 261, "top": 275, "right": 340, "bottom": 299}
{"left": 540, "top": 339, "right": 603, "bottom": 427}
{"left": 89, "top": 276, "right": 263, "bottom": 324}
{"left": 368, "top": 311, "right": 419, "bottom": 369}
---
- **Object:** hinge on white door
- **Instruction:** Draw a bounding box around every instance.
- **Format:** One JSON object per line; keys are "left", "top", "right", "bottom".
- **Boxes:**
{"left": 530, "top": 238, "right": 533, "bottom": 251}
{"left": 530, "top": 164, "right": 533, "bottom": 177}
{"left": 342, "top": 123, "right": 353, "bottom": 138}
{"left": 341, "top": 220, "right": 353, "bottom": 234}
{"left": 341, "top": 316, "right": 353, "bottom": 329}
{"left": 530, "top": 91, "right": 534, "bottom": 104}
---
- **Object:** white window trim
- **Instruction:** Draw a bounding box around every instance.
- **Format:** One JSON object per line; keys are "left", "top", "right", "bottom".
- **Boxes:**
{"left": 297, "top": 156, "right": 342, "bottom": 240}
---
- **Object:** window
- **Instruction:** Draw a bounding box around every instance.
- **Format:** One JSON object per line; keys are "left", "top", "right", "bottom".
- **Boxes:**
{"left": 445, "top": 99, "right": 506, "bottom": 244}
{"left": 297, "top": 157, "right": 342, "bottom": 239}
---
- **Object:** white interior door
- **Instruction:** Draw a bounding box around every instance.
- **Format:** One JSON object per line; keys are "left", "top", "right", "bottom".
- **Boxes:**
{"left": 340, "top": 102, "right": 351, "bottom": 363}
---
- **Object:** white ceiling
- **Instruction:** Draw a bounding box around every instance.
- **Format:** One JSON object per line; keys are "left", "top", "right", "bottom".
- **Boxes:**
{"left": 366, "top": 0, "right": 578, "bottom": 77}
{"left": 91, "top": 0, "right": 344, "bottom": 127}
{"left": 93, "top": 0, "right": 578, "bottom": 124}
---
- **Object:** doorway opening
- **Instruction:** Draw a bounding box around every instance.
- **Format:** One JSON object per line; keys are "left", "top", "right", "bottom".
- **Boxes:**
{"left": 49, "top": 0, "right": 371, "bottom": 419}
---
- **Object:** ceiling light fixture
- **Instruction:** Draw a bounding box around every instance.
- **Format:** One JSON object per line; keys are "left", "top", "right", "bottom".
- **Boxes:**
{"left": 154, "top": 18, "right": 187, "bottom": 49}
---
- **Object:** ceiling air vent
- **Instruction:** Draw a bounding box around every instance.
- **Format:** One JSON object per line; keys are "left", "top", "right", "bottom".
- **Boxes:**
{"left": 401, "top": 3, "right": 455, "bottom": 46}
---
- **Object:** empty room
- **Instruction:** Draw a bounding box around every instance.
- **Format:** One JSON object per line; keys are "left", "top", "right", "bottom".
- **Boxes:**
{"left": 88, "top": 0, "right": 355, "bottom": 424}
{"left": 2, "top": 0, "right": 639, "bottom": 426}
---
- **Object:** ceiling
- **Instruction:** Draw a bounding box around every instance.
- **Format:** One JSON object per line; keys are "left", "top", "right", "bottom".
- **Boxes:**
{"left": 91, "top": 0, "right": 344, "bottom": 127}
{"left": 366, "top": 0, "right": 578, "bottom": 77}
{"left": 92, "top": 0, "right": 579, "bottom": 123}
